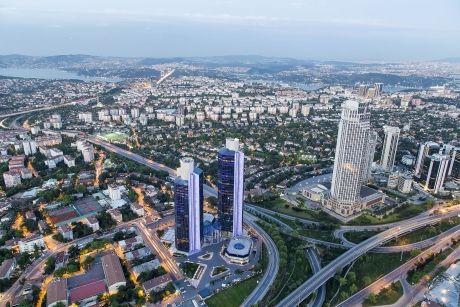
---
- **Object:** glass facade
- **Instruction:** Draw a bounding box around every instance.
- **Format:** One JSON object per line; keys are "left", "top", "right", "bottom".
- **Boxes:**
{"left": 217, "top": 148, "right": 235, "bottom": 233}
{"left": 217, "top": 148, "right": 244, "bottom": 236}
{"left": 174, "top": 168, "right": 203, "bottom": 253}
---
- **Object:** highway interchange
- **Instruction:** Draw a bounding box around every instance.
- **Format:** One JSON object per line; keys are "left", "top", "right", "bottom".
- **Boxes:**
{"left": 1, "top": 111, "right": 460, "bottom": 306}
{"left": 87, "top": 134, "right": 460, "bottom": 307}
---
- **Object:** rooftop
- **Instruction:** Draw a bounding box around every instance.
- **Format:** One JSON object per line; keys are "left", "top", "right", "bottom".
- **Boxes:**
{"left": 101, "top": 252, "right": 126, "bottom": 288}
{"left": 46, "top": 278, "right": 67, "bottom": 306}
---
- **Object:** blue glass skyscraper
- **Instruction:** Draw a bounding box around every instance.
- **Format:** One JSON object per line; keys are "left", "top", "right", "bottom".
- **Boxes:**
{"left": 174, "top": 157, "right": 203, "bottom": 254}
{"left": 218, "top": 138, "right": 244, "bottom": 237}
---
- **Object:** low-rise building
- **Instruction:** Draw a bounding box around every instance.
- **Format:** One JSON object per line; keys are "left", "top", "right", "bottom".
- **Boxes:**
{"left": 142, "top": 274, "right": 172, "bottom": 294}
{"left": 101, "top": 252, "right": 126, "bottom": 293}
{"left": 130, "top": 202, "right": 144, "bottom": 216}
{"left": 224, "top": 236, "right": 253, "bottom": 265}
{"left": 0, "top": 258, "right": 16, "bottom": 279}
{"left": 132, "top": 259, "right": 161, "bottom": 277}
{"left": 86, "top": 216, "right": 100, "bottom": 232}
{"left": 18, "top": 234, "right": 46, "bottom": 253}
{"left": 46, "top": 278, "right": 68, "bottom": 307}
{"left": 63, "top": 155, "right": 76, "bottom": 167}
{"left": 108, "top": 208, "right": 123, "bottom": 223}
{"left": 58, "top": 224, "right": 74, "bottom": 241}
{"left": 3, "top": 170, "right": 21, "bottom": 188}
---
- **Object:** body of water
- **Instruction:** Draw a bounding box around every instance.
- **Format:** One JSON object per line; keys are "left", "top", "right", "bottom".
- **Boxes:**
{"left": 0, "top": 68, "right": 122, "bottom": 82}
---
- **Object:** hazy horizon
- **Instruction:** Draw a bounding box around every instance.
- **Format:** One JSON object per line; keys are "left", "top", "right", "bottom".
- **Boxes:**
{"left": 1, "top": 0, "right": 460, "bottom": 62}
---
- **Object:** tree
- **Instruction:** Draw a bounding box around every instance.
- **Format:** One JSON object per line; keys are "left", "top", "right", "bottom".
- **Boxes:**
{"left": 68, "top": 245, "right": 80, "bottom": 259}
{"left": 349, "top": 283, "right": 358, "bottom": 294}
{"left": 367, "top": 293, "right": 377, "bottom": 304}
{"left": 339, "top": 277, "right": 347, "bottom": 287}
{"left": 348, "top": 271, "right": 356, "bottom": 283}
{"left": 363, "top": 276, "right": 372, "bottom": 286}
{"left": 17, "top": 253, "right": 32, "bottom": 269}
{"left": 82, "top": 256, "right": 95, "bottom": 270}
{"left": 44, "top": 256, "right": 56, "bottom": 274}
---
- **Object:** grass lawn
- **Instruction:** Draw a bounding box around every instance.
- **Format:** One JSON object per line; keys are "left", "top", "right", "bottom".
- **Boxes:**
{"left": 347, "top": 202, "right": 434, "bottom": 226}
{"left": 211, "top": 266, "right": 228, "bottom": 276}
{"left": 254, "top": 198, "right": 340, "bottom": 224}
{"left": 363, "top": 281, "right": 403, "bottom": 306}
{"left": 343, "top": 231, "right": 380, "bottom": 244}
{"left": 180, "top": 262, "right": 199, "bottom": 279}
{"left": 102, "top": 131, "right": 128, "bottom": 142}
{"left": 256, "top": 221, "right": 313, "bottom": 305}
{"left": 205, "top": 276, "right": 259, "bottom": 307}
{"left": 325, "top": 252, "right": 415, "bottom": 305}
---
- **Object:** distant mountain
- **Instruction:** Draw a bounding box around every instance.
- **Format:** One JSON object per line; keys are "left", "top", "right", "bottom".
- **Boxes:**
{"left": 138, "top": 57, "right": 184, "bottom": 65}
{"left": 186, "top": 54, "right": 312, "bottom": 66}
{"left": 435, "top": 57, "right": 460, "bottom": 63}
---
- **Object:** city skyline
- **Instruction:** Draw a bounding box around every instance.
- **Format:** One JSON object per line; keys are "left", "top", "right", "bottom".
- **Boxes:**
{"left": 1, "top": 2, "right": 460, "bottom": 306}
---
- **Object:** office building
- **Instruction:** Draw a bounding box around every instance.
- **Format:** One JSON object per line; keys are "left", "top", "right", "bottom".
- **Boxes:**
{"left": 380, "top": 126, "right": 400, "bottom": 172}
{"left": 174, "top": 157, "right": 203, "bottom": 254}
{"left": 442, "top": 144, "right": 460, "bottom": 180}
{"left": 326, "top": 101, "right": 379, "bottom": 217}
{"left": 374, "top": 83, "right": 384, "bottom": 97}
{"left": 217, "top": 138, "right": 244, "bottom": 237}
{"left": 415, "top": 142, "right": 440, "bottom": 176}
{"left": 362, "top": 131, "right": 377, "bottom": 182}
{"left": 419, "top": 153, "right": 450, "bottom": 194}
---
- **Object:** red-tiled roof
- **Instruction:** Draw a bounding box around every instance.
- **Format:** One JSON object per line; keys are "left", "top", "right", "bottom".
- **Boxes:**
{"left": 69, "top": 279, "right": 106, "bottom": 303}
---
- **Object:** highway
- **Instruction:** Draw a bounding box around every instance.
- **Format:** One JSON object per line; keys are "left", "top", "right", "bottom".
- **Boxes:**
{"left": 336, "top": 229, "right": 460, "bottom": 307}
{"left": 337, "top": 223, "right": 460, "bottom": 253}
{"left": 15, "top": 130, "right": 457, "bottom": 306}
{"left": 0, "top": 100, "right": 86, "bottom": 119}
{"left": 156, "top": 69, "right": 176, "bottom": 85}
{"left": 306, "top": 248, "right": 325, "bottom": 307}
{"left": 242, "top": 213, "right": 280, "bottom": 307}
{"left": 275, "top": 208, "right": 460, "bottom": 307}
{"left": 85, "top": 135, "right": 280, "bottom": 306}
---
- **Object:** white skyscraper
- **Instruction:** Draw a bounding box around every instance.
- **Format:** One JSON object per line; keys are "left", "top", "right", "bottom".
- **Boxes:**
{"left": 380, "top": 126, "right": 400, "bottom": 172}
{"left": 328, "top": 101, "right": 372, "bottom": 217}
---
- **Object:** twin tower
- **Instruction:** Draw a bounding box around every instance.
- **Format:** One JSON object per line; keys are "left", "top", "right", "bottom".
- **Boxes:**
{"left": 174, "top": 138, "right": 244, "bottom": 254}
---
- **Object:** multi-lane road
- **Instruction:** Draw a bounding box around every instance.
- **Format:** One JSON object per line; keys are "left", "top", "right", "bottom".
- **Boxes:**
{"left": 306, "top": 248, "right": 325, "bottom": 307}
{"left": 0, "top": 100, "right": 87, "bottom": 119}
{"left": 337, "top": 229, "right": 460, "bottom": 307}
{"left": 276, "top": 208, "right": 460, "bottom": 307}
{"left": 5, "top": 124, "right": 458, "bottom": 307}
{"left": 85, "top": 134, "right": 280, "bottom": 306}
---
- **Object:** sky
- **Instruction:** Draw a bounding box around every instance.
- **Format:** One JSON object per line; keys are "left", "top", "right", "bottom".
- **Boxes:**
{"left": 0, "top": 0, "right": 459, "bottom": 61}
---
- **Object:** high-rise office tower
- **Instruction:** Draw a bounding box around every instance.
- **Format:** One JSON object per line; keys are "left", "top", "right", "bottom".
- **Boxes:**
{"left": 374, "top": 83, "right": 384, "bottom": 97}
{"left": 329, "top": 101, "right": 372, "bottom": 216}
{"left": 217, "top": 138, "right": 244, "bottom": 237}
{"left": 174, "top": 157, "right": 203, "bottom": 254}
{"left": 420, "top": 153, "right": 450, "bottom": 194}
{"left": 443, "top": 145, "right": 460, "bottom": 180}
{"left": 362, "top": 131, "right": 378, "bottom": 182}
{"left": 414, "top": 142, "right": 441, "bottom": 176}
{"left": 380, "top": 126, "right": 400, "bottom": 172}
